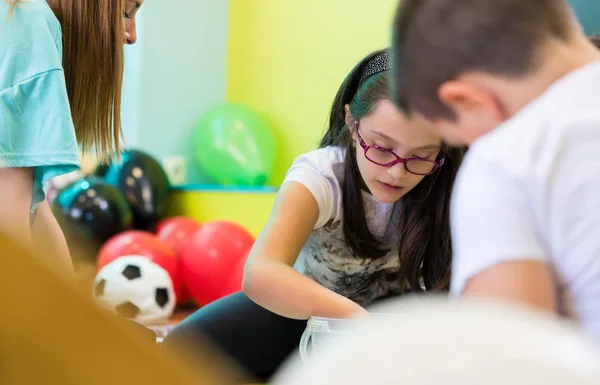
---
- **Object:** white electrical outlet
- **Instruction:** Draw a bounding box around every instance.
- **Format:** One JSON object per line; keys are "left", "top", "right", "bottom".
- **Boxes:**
{"left": 161, "top": 156, "right": 187, "bottom": 185}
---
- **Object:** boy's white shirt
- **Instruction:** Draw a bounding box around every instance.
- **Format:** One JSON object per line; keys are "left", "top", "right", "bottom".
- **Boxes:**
{"left": 450, "top": 60, "right": 600, "bottom": 343}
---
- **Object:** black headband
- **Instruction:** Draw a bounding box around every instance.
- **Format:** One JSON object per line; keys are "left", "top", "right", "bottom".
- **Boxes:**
{"left": 360, "top": 51, "right": 392, "bottom": 81}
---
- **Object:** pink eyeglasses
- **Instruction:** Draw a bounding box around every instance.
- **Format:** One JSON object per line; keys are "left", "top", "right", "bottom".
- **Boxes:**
{"left": 355, "top": 122, "right": 445, "bottom": 176}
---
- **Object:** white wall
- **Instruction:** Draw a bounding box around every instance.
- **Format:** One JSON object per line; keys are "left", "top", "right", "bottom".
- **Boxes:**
{"left": 121, "top": 14, "right": 144, "bottom": 149}
{"left": 121, "top": 0, "right": 230, "bottom": 184}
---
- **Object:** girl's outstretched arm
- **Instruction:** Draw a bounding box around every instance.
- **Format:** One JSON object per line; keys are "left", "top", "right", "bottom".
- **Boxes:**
{"left": 243, "top": 181, "right": 367, "bottom": 320}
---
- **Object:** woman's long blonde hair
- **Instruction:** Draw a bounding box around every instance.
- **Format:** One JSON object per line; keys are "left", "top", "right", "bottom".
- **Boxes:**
{"left": 6, "top": 0, "right": 124, "bottom": 160}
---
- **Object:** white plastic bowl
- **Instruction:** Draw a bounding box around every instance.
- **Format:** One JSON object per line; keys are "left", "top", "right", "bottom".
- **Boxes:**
{"left": 299, "top": 317, "right": 352, "bottom": 362}
{"left": 147, "top": 324, "right": 175, "bottom": 344}
{"left": 299, "top": 315, "right": 388, "bottom": 362}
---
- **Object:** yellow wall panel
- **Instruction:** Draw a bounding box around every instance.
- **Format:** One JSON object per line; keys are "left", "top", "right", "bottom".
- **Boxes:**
{"left": 164, "top": 190, "right": 276, "bottom": 237}
{"left": 227, "top": 0, "right": 398, "bottom": 185}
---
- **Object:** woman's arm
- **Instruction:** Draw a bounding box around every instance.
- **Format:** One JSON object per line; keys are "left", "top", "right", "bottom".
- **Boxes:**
{"left": 31, "top": 200, "right": 74, "bottom": 275}
{"left": 0, "top": 167, "right": 34, "bottom": 245}
{"left": 243, "top": 181, "right": 367, "bottom": 320}
{"left": 0, "top": 167, "right": 74, "bottom": 276}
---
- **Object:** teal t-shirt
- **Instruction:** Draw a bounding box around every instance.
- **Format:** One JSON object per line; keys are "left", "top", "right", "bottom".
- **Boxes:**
{"left": 0, "top": 0, "right": 80, "bottom": 207}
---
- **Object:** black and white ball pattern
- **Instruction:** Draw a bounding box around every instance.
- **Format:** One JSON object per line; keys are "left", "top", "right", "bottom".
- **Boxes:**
{"left": 93, "top": 255, "right": 176, "bottom": 325}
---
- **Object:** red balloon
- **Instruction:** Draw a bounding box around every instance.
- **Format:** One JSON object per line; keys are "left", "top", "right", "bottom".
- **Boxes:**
{"left": 220, "top": 253, "right": 249, "bottom": 297}
{"left": 97, "top": 231, "right": 182, "bottom": 299}
{"left": 155, "top": 217, "right": 201, "bottom": 304}
{"left": 156, "top": 217, "right": 202, "bottom": 256}
{"left": 180, "top": 221, "right": 254, "bottom": 306}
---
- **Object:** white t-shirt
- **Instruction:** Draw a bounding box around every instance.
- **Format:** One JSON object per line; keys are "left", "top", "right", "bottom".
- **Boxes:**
{"left": 450, "top": 60, "right": 600, "bottom": 342}
{"left": 282, "top": 146, "right": 402, "bottom": 306}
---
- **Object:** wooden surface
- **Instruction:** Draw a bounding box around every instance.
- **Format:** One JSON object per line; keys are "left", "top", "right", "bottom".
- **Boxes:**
{"left": 168, "top": 308, "right": 195, "bottom": 325}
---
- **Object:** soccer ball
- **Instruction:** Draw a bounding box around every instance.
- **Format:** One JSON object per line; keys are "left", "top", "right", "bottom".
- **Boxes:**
{"left": 93, "top": 255, "right": 176, "bottom": 325}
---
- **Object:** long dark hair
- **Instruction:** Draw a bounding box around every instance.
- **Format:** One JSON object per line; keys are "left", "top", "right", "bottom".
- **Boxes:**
{"left": 320, "top": 49, "right": 465, "bottom": 293}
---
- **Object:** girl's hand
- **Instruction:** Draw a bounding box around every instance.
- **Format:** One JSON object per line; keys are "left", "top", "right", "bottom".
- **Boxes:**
{"left": 350, "top": 305, "right": 370, "bottom": 319}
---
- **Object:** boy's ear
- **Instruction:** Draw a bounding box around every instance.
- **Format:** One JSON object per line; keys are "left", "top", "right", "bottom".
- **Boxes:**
{"left": 438, "top": 80, "right": 493, "bottom": 113}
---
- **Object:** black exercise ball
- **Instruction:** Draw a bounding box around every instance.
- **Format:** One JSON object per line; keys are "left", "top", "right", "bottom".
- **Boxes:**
{"left": 95, "top": 149, "right": 170, "bottom": 231}
{"left": 52, "top": 177, "right": 133, "bottom": 248}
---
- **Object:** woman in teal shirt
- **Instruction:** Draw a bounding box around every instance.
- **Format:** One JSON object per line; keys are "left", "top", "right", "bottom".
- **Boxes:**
{"left": 0, "top": 0, "right": 144, "bottom": 271}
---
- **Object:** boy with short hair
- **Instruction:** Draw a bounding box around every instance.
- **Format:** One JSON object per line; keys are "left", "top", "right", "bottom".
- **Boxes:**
{"left": 391, "top": 0, "right": 600, "bottom": 341}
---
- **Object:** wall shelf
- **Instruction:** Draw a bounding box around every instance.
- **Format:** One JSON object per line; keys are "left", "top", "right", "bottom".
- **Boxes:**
{"left": 170, "top": 184, "right": 279, "bottom": 194}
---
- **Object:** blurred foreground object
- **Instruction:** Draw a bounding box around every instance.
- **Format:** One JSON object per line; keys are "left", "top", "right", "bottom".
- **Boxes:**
{"left": 274, "top": 297, "right": 600, "bottom": 385}
{"left": 0, "top": 233, "right": 239, "bottom": 385}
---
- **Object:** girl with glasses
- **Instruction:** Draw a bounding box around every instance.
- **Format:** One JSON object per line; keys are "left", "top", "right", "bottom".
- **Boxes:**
{"left": 163, "top": 49, "right": 465, "bottom": 382}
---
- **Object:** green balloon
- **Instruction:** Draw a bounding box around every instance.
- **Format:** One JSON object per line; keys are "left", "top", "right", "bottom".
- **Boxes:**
{"left": 192, "top": 103, "right": 276, "bottom": 186}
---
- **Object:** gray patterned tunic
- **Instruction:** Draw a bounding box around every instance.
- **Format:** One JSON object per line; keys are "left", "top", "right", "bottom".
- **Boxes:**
{"left": 284, "top": 146, "right": 402, "bottom": 306}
